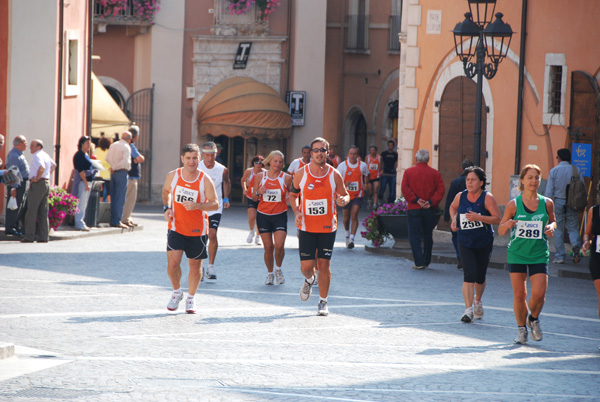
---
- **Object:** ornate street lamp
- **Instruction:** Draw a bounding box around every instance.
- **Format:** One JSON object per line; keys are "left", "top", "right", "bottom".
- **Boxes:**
{"left": 452, "top": 0, "right": 513, "bottom": 167}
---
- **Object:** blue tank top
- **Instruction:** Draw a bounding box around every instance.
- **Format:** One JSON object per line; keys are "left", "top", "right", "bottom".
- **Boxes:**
{"left": 457, "top": 190, "right": 493, "bottom": 248}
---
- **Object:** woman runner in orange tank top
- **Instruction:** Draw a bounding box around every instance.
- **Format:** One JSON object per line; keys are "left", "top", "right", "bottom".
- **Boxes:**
{"left": 253, "top": 150, "right": 292, "bottom": 286}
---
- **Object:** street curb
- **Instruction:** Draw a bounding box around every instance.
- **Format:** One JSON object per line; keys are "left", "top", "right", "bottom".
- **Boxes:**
{"left": 0, "top": 342, "right": 15, "bottom": 360}
{"left": 365, "top": 245, "right": 510, "bottom": 272}
{"left": 0, "top": 224, "right": 143, "bottom": 242}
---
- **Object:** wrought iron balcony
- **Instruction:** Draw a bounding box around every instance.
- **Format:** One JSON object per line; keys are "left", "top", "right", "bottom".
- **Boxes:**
{"left": 93, "top": 0, "right": 156, "bottom": 27}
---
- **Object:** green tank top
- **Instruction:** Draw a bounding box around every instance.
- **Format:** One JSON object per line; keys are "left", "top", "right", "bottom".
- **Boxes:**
{"left": 507, "top": 194, "right": 550, "bottom": 264}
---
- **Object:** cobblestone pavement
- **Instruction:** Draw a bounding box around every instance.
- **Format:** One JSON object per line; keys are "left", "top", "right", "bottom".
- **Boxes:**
{"left": 1, "top": 205, "right": 599, "bottom": 401}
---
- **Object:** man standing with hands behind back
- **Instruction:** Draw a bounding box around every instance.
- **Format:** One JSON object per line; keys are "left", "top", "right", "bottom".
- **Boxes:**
{"left": 22, "top": 139, "right": 55, "bottom": 243}
{"left": 401, "top": 149, "right": 445, "bottom": 270}
{"left": 106, "top": 131, "right": 132, "bottom": 229}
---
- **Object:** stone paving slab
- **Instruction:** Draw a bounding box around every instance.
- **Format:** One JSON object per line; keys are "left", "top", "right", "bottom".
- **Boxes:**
{"left": 0, "top": 205, "right": 599, "bottom": 401}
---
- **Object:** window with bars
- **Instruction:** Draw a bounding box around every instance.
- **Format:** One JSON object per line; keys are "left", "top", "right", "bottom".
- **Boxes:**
{"left": 543, "top": 54, "right": 566, "bottom": 125}
{"left": 548, "top": 65, "right": 563, "bottom": 114}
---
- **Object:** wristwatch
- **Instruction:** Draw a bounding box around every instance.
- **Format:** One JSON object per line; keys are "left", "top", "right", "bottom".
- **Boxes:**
{"left": 163, "top": 205, "right": 171, "bottom": 212}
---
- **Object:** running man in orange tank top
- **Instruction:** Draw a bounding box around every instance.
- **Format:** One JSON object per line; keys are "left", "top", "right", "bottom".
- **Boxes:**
{"left": 337, "top": 146, "right": 370, "bottom": 249}
{"left": 162, "top": 143, "right": 218, "bottom": 314}
{"left": 365, "top": 146, "right": 382, "bottom": 209}
{"left": 289, "top": 137, "right": 350, "bottom": 316}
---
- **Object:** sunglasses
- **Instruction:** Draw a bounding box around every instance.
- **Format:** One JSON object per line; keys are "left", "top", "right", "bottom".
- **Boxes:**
{"left": 254, "top": 161, "right": 263, "bottom": 165}
{"left": 311, "top": 148, "right": 328, "bottom": 154}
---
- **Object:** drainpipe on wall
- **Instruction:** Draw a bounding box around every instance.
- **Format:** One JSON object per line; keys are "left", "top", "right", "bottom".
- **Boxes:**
{"left": 337, "top": 0, "right": 346, "bottom": 147}
{"left": 514, "top": 0, "right": 528, "bottom": 175}
{"left": 55, "top": 0, "right": 64, "bottom": 185}
{"left": 86, "top": 0, "right": 93, "bottom": 137}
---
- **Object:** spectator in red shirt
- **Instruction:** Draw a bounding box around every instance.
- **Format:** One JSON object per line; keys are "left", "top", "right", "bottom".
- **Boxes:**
{"left": 401, "top": 149, "right": 445, "bottom": 269}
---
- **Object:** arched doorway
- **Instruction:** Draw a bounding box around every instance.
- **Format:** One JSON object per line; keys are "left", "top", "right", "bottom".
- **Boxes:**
{"left": 354, "top": 114, "right": 367, "bottom": 159}
{"left": 568, "top": 70, "right": 600, "bottom": 206}
{"left": 438, "top": 76, "right": 487, "bottom": 224}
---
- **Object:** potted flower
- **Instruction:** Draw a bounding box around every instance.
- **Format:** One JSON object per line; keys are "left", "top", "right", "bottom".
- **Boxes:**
{"left": 48, "top": 187, "right": 79, "bottom": 230}
{"left": 228, "top": 0, "right": 281, "bottom": 20}
{"left": 361, "top": 197, "right": 409, "bottom": 249}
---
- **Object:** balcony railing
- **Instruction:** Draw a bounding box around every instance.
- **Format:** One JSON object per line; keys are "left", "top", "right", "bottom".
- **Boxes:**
{"left": 93, "top": 0, "right": 154, "bottom": 26}
{"left": 389, "top": 14, "right": 402, "bottom": 52}
{"left": 345, "top": 15, "right": 370, "bottom": 51}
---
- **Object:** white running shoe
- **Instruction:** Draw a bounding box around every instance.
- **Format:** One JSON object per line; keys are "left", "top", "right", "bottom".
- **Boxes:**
{"left": 265, "top": 273, "right": 274, "bottom": 285}
{"left": 255, "top": 235, "right": 262, "bottom": 245}
{"left": 461, "top": 307, "right": 474, "bottom": 323}
{"left": 246, "top": 231, "right": 254, "bottom": 243}
{"left": 514, "top": 327, "right": 528, "bottom": 344}
{"left": 186, "top": 297, "right": 196, "bottom": 314}
{"left": 317, "top": 300, "right": 329, "bottom": 316}
{"left": 300, "top": 277, "right": 314, "bottom": 301}
{"left": 527, "top": 316, "right": 543, "bottom": 341}
{"left": 473, "top": 300, "right": 484, "bottom": 319}
{"left": 275, "top": 269, "right": 285, "bottom": 285}
{"left": 206, "top": 265, "right": 217, "bottom": 280}
{"left": 167, "top": 291, "right": 183, "bottom": 311}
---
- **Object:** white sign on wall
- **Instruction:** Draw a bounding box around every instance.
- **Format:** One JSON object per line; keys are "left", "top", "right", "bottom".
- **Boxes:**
{"left": 426, "top": 10, "right": 442, "bottom": 35}
{"left": 286, "top": 91, "right": 306, "bottom": 126}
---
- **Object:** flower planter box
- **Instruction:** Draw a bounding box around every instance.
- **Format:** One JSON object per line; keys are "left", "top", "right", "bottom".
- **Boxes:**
{"left": 377, "top": 214, "right": 410, "bottom": 249}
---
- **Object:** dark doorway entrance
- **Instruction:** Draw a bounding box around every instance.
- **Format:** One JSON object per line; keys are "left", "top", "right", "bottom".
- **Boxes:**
{"left": 438, "top": 76, "right": 487, "bottom": 228}
{"left": 354, "top": 114, "right": 367, "bottom": 160}
{"left": 125, "top": 85, "right": 154, "bottom": 202}
{"left": 568, "top": 70, "right": 600, "bottom": 207}
{"left": 214, "top": 135, "right": 245, "bottom": 203}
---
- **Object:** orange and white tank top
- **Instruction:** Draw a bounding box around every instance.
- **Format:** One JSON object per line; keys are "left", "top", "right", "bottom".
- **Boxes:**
{"left": 366, "top": 155, "right": 381, "bottom": 180}
{"left": 338, "top": 160, "right": 365, "bottom": 200}
{"left": 330, "top": 155, "right": 341, "bottom": 168}
{"left": 169, "top": 168, "right": 208, "bottom": 236}
{"left": 297, "top": 165, "right": 337, "bottom": 233}
{"left": 245, "top": 170, "right": 257, "bottom": 199}
{"left": 257, "top": 171, "right": 289, "bottom": 215}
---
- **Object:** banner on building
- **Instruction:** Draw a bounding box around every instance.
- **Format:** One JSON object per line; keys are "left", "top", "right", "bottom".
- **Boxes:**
{"left": 572, "top": 142, "right": 592, "bottom": 177}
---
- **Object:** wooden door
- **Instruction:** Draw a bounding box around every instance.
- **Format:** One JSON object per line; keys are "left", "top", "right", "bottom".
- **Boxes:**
{"left": 438, "top": 77, "right": 487, "bottom": 228}
{"left": 568, "top": 71, "right": 600, "bottom": 207}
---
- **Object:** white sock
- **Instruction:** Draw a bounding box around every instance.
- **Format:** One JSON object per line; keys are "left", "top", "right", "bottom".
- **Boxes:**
{"left": 275, "top": 266, "right": 282, "bottom": 271}
{"left": 349, "top": 234, "right": 355, "bottom": 241}
{"left": 173, "top": 288, "right": 182, "bottom": 294}
{"left": 320, "top": 297, "right": 328, "bottom": 303}
{"left": 345, "top": 230, "right": 350, "bottom": 238}
{"left": 307, "top": 275, "right": 315, "bottom": 284}
{"left": 187, "top": 294, "right": 195, "bottom": 299}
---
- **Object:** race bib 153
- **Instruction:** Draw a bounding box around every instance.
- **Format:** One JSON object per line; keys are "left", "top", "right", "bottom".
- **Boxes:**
{"left": 305, "top": 199, "right": 328, "bottom": 216}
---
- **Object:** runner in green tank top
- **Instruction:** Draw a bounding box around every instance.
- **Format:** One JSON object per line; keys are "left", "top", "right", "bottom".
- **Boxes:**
{"left": 499, "top": 164, "right": 556, "bottom": 345}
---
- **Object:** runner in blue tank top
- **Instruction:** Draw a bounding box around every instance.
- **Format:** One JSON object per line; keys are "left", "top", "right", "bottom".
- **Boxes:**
{"left": 450, "top": 167, "right": 501, "bottom": 323}
{"left": 499, "top": 164, "right": 556, "bottom": 344}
